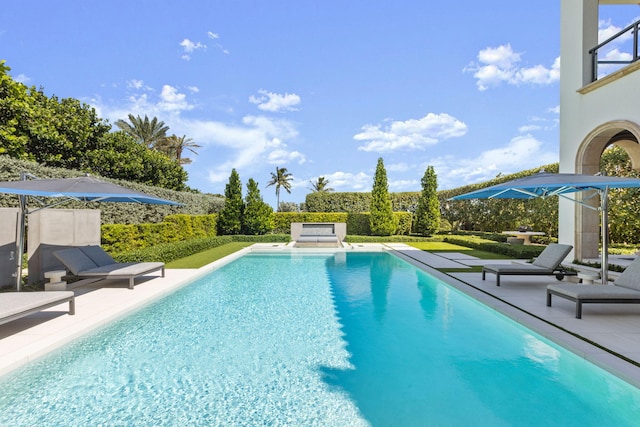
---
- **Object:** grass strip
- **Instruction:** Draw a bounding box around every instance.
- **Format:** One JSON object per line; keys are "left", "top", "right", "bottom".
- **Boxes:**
{"left": 406, "top": 242, "right": 512, "bottom": 259}
{"left": 166, "top": 242, "right": 253, "bottom": 268}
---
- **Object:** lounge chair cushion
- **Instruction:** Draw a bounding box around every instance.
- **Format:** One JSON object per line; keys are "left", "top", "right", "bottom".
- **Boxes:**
{"left": 484, "top": 264, "right": 552, "bottom": 274}
{"left": 612, "top": 257, "right": 640, "bottom": 291}
{"left": 532, "top": 243, "right": 573, "bottom": 270}
{"left": 53, "top": 248, "right": 99, "bottom": 275}
{"left": 80, "top": 245, "right": 116, "bottom": 267}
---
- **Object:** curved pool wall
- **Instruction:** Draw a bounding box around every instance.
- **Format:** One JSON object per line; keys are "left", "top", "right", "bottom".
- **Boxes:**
{"left": 0, "top": 251, "right": 639, "bottom": 426}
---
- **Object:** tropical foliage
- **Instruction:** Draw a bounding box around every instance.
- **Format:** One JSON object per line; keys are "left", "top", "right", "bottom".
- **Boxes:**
{"left": 309, "top": 176, "right": 334, "bottom": 192}
{"left": 156, "top": 134, "right": 201, "bottom": 164}
{"left": 266, "top": 166, "right": 293, "bottom": 211}
{"left": 0, "top": 61, "right": 190, "bottom": 191}
{"left": 115, "top": 114, "right": 169, "bottom": 148}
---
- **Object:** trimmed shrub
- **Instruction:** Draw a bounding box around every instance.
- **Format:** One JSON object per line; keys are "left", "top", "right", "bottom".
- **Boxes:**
{"left": 112, "top": 234, "right": 290, "bottom": 263}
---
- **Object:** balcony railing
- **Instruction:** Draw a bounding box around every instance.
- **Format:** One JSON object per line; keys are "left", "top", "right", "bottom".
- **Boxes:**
{"left": 589, "top": 18, "right": 640, "bottom": 82}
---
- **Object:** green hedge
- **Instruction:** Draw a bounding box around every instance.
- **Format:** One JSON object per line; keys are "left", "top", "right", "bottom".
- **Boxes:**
{"left": 305, "top": 191, "right": 419, "bottom": 213}
{"left": 101, "top": 213, "right": 218, "bottom": 253}
{"left": 113, "top": 234, "right": 290, "bottom": 263}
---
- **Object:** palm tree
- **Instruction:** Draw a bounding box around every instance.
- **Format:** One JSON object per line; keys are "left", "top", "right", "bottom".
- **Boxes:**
{"left": 115, "top": 114, "right": 169, "bottom": 148}
{"left": 309, "top": 176, "right": 334, "bottom": 192}
{"left": 156, "top": 134, "right": 201, "bottom": 164}
{"left": 266, "top": 166, "right": 293, "bottom": 211}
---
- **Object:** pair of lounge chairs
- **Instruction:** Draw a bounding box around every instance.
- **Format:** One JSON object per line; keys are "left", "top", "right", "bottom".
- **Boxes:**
{"left": 482, "top": 242, "right": 640, "bottom": 318}
{"left": 482, "top": 243, "right": 575, "bottom": 286}
{"left": 54, "top": 245, "right": 164, "bottom": 290}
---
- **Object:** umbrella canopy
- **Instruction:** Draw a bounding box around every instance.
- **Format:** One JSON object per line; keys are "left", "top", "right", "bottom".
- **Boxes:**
{"left": 451, "top": 172, "right": 640, "bottom": 200}
{"left": 0, "top": 176, "right": 181, "bottom": 205}
{"left": 450, "top": 172, "right": 640, "bottom": 284}
{"left": 0, "top": 175, "right": 182, "bottom": 290}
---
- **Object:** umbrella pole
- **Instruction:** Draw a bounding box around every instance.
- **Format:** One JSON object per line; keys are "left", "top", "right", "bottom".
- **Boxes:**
{"left": 600, "top": 187, "right": 609, "bottom": 285}
{"left": 15, "top": 195, "right": 26, "bottom": 291}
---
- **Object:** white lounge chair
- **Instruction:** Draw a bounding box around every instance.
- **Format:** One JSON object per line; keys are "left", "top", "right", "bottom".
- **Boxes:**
{"left": 482, "top": 243, "right": 574, "bottom": 286}
{"left": 547, "top": 256, "right": 640, "bottom": 318}
{"left": 0, "top": 291, "right": 75, "bottom": 326}
{"left": 54, "top": 245, "right": 164, "bottom": 290}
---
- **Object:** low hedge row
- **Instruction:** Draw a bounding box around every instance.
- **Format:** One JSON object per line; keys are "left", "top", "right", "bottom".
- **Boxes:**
{"left": 442, "top": 235, "right": 546, "bottom": 258}
{"left": 113, "top": 234, "right": 290, "bottom": 263}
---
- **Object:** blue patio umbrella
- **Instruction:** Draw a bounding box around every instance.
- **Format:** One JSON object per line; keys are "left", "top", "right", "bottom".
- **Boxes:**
{"left": 0, "top": 174, "right": 182, "bottom": 290}
{"left": 450, "top": 172, "right": 640, "bottom": 284}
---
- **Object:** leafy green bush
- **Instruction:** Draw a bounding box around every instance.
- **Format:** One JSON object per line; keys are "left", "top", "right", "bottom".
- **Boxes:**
{"left": 442, "top": 235, "right": 546, "bottom": 258}
{"left": 101, "top": 213, "right": 218, "bottom": 252}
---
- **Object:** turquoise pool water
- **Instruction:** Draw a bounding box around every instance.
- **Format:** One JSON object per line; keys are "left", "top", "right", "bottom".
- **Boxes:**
{"left": 1, "top": 251, "right": 640, "bottom": 426}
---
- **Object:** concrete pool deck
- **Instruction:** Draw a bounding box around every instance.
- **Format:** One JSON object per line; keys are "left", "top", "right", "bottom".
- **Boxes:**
{"left": 2, "top": 242, "right": 640, "bottom": 389}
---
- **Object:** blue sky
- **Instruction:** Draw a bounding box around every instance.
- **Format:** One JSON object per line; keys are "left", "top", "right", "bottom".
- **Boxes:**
{"left": 2, "top": 1, "right": 639, "bottom": 208}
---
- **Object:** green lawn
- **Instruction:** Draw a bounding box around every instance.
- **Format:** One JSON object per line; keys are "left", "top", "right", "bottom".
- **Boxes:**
{"left": 406, "top": 241, "right": 511, "bottom": 260}
{"left": 166, "top": 242, "right": 254, "bottom": 268}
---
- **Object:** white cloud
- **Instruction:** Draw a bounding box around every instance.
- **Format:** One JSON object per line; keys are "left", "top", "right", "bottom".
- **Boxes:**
{"left": 433, "top": 134, "right": 558, "bottom": 189}
{"left": 187, "top": 86, "right": 200, "bottom": 93}
{"left": 180, "top": 38, "right": 206, "bottom": 53}
{"left": 207, "top": 31, "right": 230, "bottom": 54}
{"left": 126, "top": 79, "right": 153, "bottom": 91}
{"left": 249, "top": 89, "right": 301, "bottom": 112}
{"left": 267, "top": 149, "right": 307, "bottom": 165}
{"left": 518, "top": 124, "right": 541, "bottom": 133}
{"left": 180, "top": 115, "right": 301, "bottom": 183}
{"left": 321, "top": 171, "right": 371, "bottom": 191}
{"left": 354, "top": 113, "right": 467, "bottom": 152}
{"left": 14, "top": 73, "right": 30, "bottom": 84}
{"left": 386, "top": 162, "right": 412, "bottom": 172}
{"left": 158, "top": 85, "right": 194, "bottom": 112}
{"left": 465, "top": 44, "right": 560, "bottom": 90}
{"left": 389, "top": 178, "right": 420, "bottom": 191}
{"left": 180, "top": 38, "right": 206, "bottom": 60}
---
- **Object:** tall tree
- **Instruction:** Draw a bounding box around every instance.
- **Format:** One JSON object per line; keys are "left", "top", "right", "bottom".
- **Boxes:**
{"left": 217, "top": 169, "right": 244, "bottom": 235}
{"left": 0, "top": 61, "right": 110, "bottom": 168}
{"left": 414, "top": 165, "right": 441, "bottom": 236}
{"left": 156, "top": 134, "right": 201, "bottom": 164}
{"left": 266, "top": 166, "right": 293, "bottom": 211}
{"left": 115, "top": 114, "right": 169, "bottom": 148}
{"left": 243, "top": 178, "right": 274, "bottom": 234}
{"left": 309, "top": 176, "right": 334, "bottom": 192}
{"left": 370, "top": 157, "right": 396, "bottom": 236}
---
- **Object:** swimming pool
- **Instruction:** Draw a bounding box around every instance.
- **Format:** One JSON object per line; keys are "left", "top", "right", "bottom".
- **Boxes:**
{"left": 1, "top": 251, "right": 640, "bottom": 426}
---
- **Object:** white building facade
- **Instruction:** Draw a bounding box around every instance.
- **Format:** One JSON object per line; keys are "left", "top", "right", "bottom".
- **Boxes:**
{"left": 559, "top": 0, "right": 640, "bottom": 259}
